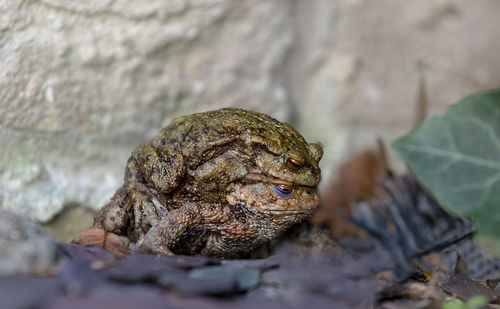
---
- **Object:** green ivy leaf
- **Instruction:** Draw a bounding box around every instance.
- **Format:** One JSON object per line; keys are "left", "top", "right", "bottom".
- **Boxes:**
{"left": 393, "top": 88, "right": 500, "bottom": 237}
{"left": 464, "top": 295, "right": 489, "bottom": 309}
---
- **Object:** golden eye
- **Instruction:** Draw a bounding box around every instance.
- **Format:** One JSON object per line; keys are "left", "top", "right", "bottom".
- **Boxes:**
{"left": 286, "top": 158, "right": 302, "bottom": 170}
{"left": 273, "top": 184, "right": 293, "bottom": 197}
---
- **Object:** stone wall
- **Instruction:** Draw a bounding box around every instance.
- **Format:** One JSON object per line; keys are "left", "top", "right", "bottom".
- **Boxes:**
{"left": 2, "top": 0, "right": 500, "bottom": 227}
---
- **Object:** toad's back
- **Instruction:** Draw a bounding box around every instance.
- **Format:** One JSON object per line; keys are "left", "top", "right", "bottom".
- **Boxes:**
{"left": 151, "top": 108, "right": 308, "bottom": 168}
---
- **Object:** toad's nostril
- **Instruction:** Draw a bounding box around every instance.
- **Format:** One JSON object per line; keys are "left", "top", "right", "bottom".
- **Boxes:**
{"left": 305, "top": 190, "right": 311, "bottom": 195}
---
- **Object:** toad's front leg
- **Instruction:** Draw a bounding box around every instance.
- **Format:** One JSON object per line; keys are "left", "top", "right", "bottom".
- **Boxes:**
{"left": 136, "top": 203, "right": 229, "bottom": 255}
{"left": 130, "top": 142, "right": 185, "bottom": 194}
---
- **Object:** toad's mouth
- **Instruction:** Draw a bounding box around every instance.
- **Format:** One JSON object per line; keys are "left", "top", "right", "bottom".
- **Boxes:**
{"left": 264, "top": 209, "right": 315, "bottom": 214}
{"left": 242, "top": 172, "right": 313, "bottom": 188}
{"left": 225, "top": 183, "right": 317, "bottom": 215}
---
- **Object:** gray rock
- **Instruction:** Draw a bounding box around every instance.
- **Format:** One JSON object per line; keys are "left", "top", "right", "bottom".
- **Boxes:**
{"left": 188, "top": 265, "right": 261, "bottom": 294}
{"left": 0, "top": 210, "right": 56, "bottom": 276}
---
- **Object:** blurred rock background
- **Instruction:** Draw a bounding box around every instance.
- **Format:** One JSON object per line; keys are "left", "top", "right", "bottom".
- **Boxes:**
{"left": 2, "top": 0, "right": 500, "bottom": 241}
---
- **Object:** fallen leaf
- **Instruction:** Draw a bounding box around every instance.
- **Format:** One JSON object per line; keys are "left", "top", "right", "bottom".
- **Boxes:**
{"left": 72, "top": 228, "right": 130, "bottom": 257}
{"left": 313, "top": 150, "right": 385, "bottom": 238}
{"left": 440, "top": 273, "right": 500, "bottom": 303}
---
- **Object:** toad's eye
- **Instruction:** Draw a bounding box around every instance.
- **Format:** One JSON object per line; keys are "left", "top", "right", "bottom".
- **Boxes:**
{"left": 273, "top": 184, "right": 293, "bottom": 198}
{"left": 286, "top": 158, "right": 302, "bottom": 170}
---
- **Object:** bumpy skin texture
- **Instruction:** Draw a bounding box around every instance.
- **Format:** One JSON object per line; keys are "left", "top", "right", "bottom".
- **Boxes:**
{"left": 94, "top": 108, "right": 322, "bottom": 257}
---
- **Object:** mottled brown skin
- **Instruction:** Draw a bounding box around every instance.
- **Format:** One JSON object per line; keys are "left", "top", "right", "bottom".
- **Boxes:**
{"left": 94, "top": 108, "right": 322, "bottom": 257}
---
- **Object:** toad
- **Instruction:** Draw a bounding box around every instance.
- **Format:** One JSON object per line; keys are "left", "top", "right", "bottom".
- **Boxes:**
{"left": 89, "top": 108, "right": 323, "bottom": 257}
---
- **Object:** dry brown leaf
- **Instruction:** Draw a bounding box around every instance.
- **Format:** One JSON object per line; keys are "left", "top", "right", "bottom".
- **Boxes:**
{"left": 312, "top": 150, "right": 385, "bottom": 238}
{"left": 421, "top": 252, "right": 450, "bottom": 273}
{"left": 72, "top": 227, "right": 130, "bottom": 257}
